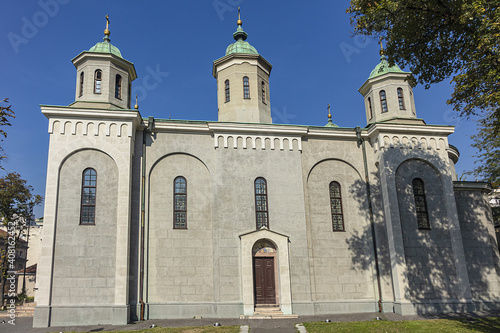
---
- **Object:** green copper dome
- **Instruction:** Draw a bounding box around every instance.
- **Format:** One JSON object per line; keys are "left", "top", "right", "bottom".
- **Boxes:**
{"left": 226, "top": 23, "right": 258, "bottom": 55}
{"left": 325, "top": 118, "right": 339, "bottom": 127}
{"left": 89, "top": 36, "right": 123, "bottom": 58}
{"left": 369, "top": 55, "right": 407, "bottom": 79}
{"left": 324, "top": 106, "right": 338, "bottom": 127}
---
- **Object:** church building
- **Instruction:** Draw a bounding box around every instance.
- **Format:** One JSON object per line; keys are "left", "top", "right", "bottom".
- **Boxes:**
{"left": 34, "top": 14, "right": 500, "bottom": 327}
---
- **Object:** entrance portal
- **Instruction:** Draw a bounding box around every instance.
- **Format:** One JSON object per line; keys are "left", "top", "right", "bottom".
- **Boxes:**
{"left": 252, "top": 240, "right": 278, "bottom": 306}
{"left": 253, "top": 257, "right": 276, "bottom": 304}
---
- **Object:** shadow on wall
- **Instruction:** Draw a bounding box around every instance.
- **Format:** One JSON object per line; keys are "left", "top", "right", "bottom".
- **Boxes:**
{"left": 346, "top": 147, "right": 500, "bottom": 310}
{"left": 455, "top": 187, "right": 500, "bottom": 305}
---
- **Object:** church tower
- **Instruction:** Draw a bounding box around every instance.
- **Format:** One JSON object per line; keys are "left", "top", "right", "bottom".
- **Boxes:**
{"left": 358, "top": 43, "right": 418, "bottom": 125}
{"left": 212, "top": 9, "right": 273, "bottom": 123}
{"left": 71, "top": 15, "right": 137, "bottom": 109}
{"left": 34, "top": 17, "right": 140, "bottom": 327}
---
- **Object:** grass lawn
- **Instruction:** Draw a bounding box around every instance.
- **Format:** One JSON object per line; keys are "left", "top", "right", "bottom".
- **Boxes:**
{"left": 303, "top": 317, "right": 500, "bottom": 333}
{"left": 62, "top": 325, "right": 241, "bottom": 333}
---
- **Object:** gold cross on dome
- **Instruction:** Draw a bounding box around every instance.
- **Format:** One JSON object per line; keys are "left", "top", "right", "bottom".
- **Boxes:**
{"left": 379, "top": 37, "right": 385, "bottom": 55}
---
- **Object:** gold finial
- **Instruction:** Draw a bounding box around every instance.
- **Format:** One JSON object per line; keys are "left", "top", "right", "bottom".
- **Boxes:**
{"left": 134, "top": 94, "right": 139, "bottom": 110}
{"left": 379, "top": 37, "right": 385, "bottom": 56}
{"left": 327, "top": 104, "right": 332, "bottom": 119}
{"left": 104, "top": 14, "right": 110, "bottom": 36}
{"left": 237, "top": 7, "right": 242, "bottom": 25}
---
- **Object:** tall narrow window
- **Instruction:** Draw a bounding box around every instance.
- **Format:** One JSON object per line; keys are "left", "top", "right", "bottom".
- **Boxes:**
{"left": 261, "top": 81, "right": 266, "bottom": 103}
{"left": 412, "top": 178, "right": 430, "bottom": 229}
{"left": 115, "top": 74, "right": 122, "bottom": 99}
{"left": 225, "top": 79, "right": 230, "bottom": 102}
{"left": 127, "top": 83, "right": 131, "bottom": 108}
{"left": 174, "top": 176, "right": 187, "bottom": 229}
{"left": 243, "top": 76, "right": 250, "bottom": 99}
{"left": 255, "top": 178, "right": 269, "bottom": 229}
{"left": 368, "top": 97, "right": 373, "bottom": 119}
{"left": 397, "top": 88, "right": 405, "bottom": 110}
{"left": 79, "top": 72, "right": 84, "bottom": 97}
{"left": 80, "top": 168, "right": 97, "bottom": 225}
{"left": 410, "top": 92, "right": 416, "bottom": 115}
{"left": 329, "top": 181, "right": 345, "bottom": 231}
{"left": 380, "top": 90, "right": 388, "bottom": 112}
{"left": 94, "top": 69, "right": 102, "bottom": 94}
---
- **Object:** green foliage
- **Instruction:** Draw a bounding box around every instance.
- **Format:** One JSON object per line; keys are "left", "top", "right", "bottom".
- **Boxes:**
{"left": 493, "top": 206, "right": 500, "bottom": 225}
{"left": 0, "top": 98, "right": 15, "bottom": 166}
{"left": 0, "top": 172, "right": 42, "bottom": 306}
{"left": 468, "top": 118, "right": 500, "bottom": 187}
{"left": 347, "top": 0, "right": 500, "bottom": 124}
{"left": 0, "top": 172, "right": 42, "bottom": 225}
{"left": 303, "top": 317, "right": 500, "bottom": 332}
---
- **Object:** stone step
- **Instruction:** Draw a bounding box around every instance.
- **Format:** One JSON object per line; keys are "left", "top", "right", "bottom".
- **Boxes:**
{"left": 11, "top": 303, "right": 36, "bottom": 316}
{"left": 16, "top": 308, "right": 34, "bottom": 312}
{"left": 254, "top": 310, "right": 283, "bottom": 314}
{"left": 254, "top": 306, "right": 281, "bottom": 312}
{"left": 239, "top": 314, "right": 299, "bottom": 319}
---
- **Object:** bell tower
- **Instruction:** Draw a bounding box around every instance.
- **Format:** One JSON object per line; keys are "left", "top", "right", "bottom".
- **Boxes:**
{"left": 71, "top": 15, "right": 137, "bottom": 109}
{"left": 358, "top": 41, "right": 419, "bottom": 125}
{"left": 213, "top": 9, "right": 273, "bottom": 123}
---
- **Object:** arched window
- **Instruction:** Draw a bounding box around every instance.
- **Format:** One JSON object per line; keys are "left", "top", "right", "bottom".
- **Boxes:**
{"left": 243, "top": 76, "right": 250, "bottom": 99}
{"left": 261, "top": 81, "right": 266, "bottom": 103}
{"left": 368, "top": 97, "right": 373, "bottom": 119}
{"left": 255, "top": 177, "right": 269, "bottom": 229}
{"left": 397, "top": 88, "right": 405, "bottom": 110}
{"left": 380, "top": 90, "right": 388, "bottom": 113}
{"left": 412, "top": 178, "right": 430, "bottom": 229}
{"left": 79, "top": 72, "right": 84, "bottom": 97}
{"left": 329, "top": 181, "right": 344, "bottom": 231}
{"left": 94, "top": 69, "right": 102, "bottom": 94}
{"left": 81, "top": 168, "right": 97, "bottom": 225}
{"left": 225, "top": 79, "right": 230, "bottom": 102}
{"left": 174, "top": 176, "right": 187, "bottom": 229}
{"left": 115, "top": 74, "right": 122, "bottom": 99}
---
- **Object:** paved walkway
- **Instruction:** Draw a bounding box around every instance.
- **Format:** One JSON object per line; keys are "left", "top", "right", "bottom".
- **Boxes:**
{"left": 0, "top": 311, "right": 499, "bottom": 333}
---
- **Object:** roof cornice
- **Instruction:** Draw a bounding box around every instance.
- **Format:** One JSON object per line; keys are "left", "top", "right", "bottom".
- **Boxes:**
{"left": 212, "top": 53, "right": 272, "bottom": 78}
{"left": 366, "top": 122, "right": 455, "bottom": 139}
{"left": 40, "top": 105, "right": 143, "bottom": 125}
{"left": 71, "top": 51, "right": 137, "bottom": 81}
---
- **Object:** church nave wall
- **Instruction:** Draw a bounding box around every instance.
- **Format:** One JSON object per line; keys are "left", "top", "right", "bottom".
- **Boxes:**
{"left": 148, "top": 153, "right": 214, "bottom": 304}
{"left": 50, "top": 149, "right": 119, "bottom": 322}
{"left": 305, "top": 155, "right": 377, "bottom": 306}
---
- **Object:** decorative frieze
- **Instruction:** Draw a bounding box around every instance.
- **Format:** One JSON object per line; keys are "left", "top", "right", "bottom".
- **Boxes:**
{"left": 48, "top": 119, "right": 132, "bottom": 137}
{"left": 213, "top": 134, "right": 302, "bottom": 151}
{"left": 373, "top": 134, "right": 448, "bottom": 153}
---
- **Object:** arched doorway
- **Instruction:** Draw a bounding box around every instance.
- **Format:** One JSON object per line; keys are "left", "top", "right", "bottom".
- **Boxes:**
{"left": 252, "top": 240, "right": 278, "bottom": 306}
{"left": 239, "top": 229, "right": 292, "bottom": 316}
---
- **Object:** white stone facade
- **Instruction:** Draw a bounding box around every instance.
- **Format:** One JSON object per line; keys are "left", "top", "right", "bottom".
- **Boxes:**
{"left": 34, "top": 25, "right": 500, "bottom": 328}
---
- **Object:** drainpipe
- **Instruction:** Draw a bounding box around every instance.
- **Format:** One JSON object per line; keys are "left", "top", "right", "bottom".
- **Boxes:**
{"left": 356, "top": 126, "right": 383, "bottom": 313}
{"left": 139, "top": 116, "right": 154, "bottom": 321}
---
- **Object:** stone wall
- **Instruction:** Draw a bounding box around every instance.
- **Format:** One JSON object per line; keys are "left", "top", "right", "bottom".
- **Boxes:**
{"left": 455, "top": 183, "right": 500, "bottom": 308}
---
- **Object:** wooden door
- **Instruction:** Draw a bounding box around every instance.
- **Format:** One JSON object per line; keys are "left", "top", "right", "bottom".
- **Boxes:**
{"left": 253, "top": 257, "right": 276, "bottom": 305}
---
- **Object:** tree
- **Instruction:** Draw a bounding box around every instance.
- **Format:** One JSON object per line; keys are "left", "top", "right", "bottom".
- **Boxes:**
{"left": 0, "top": 173, "right": 42, "bottom": 307}
{"left": 347, "top": 0, "right": 500, "bottom": 126}
{"left": 0, "top": 98, "right": 15, "bottom": 167}
{"left": 469, "top": 119, "right": 500, "bottom": 188}
{"left": 468, "top": 120, "right": 500, "bottom": 225}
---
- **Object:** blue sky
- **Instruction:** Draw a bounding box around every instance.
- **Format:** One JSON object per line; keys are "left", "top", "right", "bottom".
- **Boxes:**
{"left": 0, "top": 0, "right": 480, "bottom": 218}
